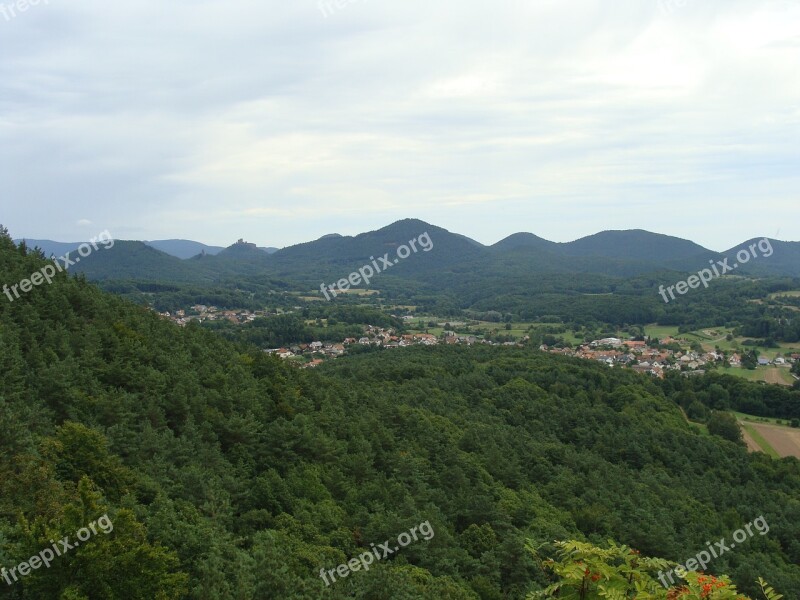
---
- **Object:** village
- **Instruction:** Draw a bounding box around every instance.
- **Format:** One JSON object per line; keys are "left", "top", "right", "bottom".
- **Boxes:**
{"left": 263, "top": 325, "right": 522, "bottom": 368}
{"left": 154, "top": 307, "right": 799, "bottom": 378}
{"left": 155, "top": 304, "right": 270, "bottom": 325}
{"left": 266, "top": 328, "right": 800, "bottom": 376}
{"left": 542, "top": 336, "right": 799, "bottom": 379}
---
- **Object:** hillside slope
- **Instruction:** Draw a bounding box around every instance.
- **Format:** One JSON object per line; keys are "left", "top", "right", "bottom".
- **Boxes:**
{"left": 0, "top": 228, "right": 798, "bottom": 598}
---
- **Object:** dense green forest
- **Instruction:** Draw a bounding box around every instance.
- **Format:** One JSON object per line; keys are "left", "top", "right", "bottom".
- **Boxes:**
{"left": 1, "top": 229, "right": 799, "bottom": 599}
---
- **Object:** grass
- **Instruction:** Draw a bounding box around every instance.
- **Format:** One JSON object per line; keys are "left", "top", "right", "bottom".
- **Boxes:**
{"left": 405, "top": 318, "right": 578, "bottom": 343}
{"left": 769, "top": 290, "right": 800, "bottom": 298}
{"left": 717, "top": 365, "right": 795, "bottom": 386}
{"left": 776, "top": 368, "right": 796, "bottom": 385}
{"left": 734, "top": 411, "right": 796, "bottom": 428}
{"left": 739, "top": 422, "right": 781, "bottom": 458}
{"left": 719, "top": 367, "right": 764, "bottom": 381}
{"left": 688, "top": 421, "right": 710, "bottom": 436}
{"left": 644, "top": 325, "right": 680, "bottom": 339}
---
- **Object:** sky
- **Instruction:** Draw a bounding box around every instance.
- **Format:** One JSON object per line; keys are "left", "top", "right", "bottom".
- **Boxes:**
{"left": 1, "top": 0, "right": 799, "bottom": 252}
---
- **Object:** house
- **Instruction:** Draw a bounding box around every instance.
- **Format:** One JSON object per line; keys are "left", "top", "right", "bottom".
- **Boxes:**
{"left": 682, "top": 370, "right": 706, "bottom": 377}
{"left": 624, "top": 340, "right": 646, "bottom": 349}
{"left": 758, "top": 357, "right": 771, "bottom": 366}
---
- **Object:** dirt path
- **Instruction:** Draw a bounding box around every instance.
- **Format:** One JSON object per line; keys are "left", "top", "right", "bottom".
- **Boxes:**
{"left": 739, "top": 425, "right": 763, "bottom": 453}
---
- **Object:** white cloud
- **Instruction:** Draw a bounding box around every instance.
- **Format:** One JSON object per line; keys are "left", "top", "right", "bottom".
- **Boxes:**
{"left": 0, "top": 0, "right": 797, "bottom": 248}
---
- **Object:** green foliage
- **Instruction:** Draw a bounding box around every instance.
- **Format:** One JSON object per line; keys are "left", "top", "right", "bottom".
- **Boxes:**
{"left": 1, "top": 228, "right": 800, "bottom": 598}
{"left": 529, "top": 540, "right": 778, "bottom": 599}
{"left": 706, "top": 412, "right": 745, "bottom": 445}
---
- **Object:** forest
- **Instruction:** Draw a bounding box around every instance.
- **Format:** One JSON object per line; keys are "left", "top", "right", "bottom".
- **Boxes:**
{"left": 1, "top": 229, "right": 799, "bottom": 599}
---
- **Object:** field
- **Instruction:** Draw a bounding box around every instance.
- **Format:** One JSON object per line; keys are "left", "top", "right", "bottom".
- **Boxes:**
{"left": 641, "top": 323, "right": 800, "bottom": 357}
{"left": 733, "top": 412, "right": 795, "bottom": 427}
{"left": 720, "top": 366, "right": 796, "bottom": 386}
{"left": 769, "top": 290, "right": 800, "bottom": 298}
{"left": 739, "top": 422, "right": 781, "bottom": 458}
{"left": 737, "top": 413, "right": 800, "bottom": 459}
{"left": 404, "top": 316, "right": 579, "bottom": 343}
{"left": 643, "top": 325, "right": 732, "bottom": 347}
{"left": 643, "top": 325, "right": 680, "bottom": 339}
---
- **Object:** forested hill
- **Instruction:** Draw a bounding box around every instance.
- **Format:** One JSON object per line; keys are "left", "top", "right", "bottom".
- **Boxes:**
{"left": 47, "top": 219, "right": 800, "bottom": 284}
{"left": 1, "top": 230, "right": 799, "bottom": 599}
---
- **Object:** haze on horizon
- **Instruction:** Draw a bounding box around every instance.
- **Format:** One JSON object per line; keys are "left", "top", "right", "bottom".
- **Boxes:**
{"left": 1, "top": 0, "right": 799, "bottom": 250}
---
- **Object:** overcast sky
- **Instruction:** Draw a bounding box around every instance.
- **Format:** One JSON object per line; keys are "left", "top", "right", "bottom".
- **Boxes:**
{"left": 1, "top": 0, "right": 798, "bottom": 251}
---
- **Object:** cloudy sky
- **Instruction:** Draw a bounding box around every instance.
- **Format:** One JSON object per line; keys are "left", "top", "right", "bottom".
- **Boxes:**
{"left": 1, "top": 0, "right": 799, "bottom": 250}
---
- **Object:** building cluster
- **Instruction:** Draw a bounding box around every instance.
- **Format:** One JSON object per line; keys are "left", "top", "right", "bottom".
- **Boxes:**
{"left": 157, "top": 305, "right": 271, "bottom": 326}
{"left": 266, "top": 326, "right": 528, "bottom": 368}
{"left": 154, "top": 308, "right": 800, "bottom": 379}
{"left": 541, "top": 337, "right": 798, "bottom": 378}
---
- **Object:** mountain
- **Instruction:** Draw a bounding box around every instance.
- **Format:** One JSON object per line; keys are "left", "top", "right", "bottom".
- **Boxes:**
{"left": 192, "top": 239, "right": 275, "bottom": 275}
{"left": 70, "top": 240, "right": 216, "bottom": 283}
{"left": 13, "top": 239, "right": 86, "bottom": 258}
{"left": 144, "top": 239, "right": 225, "bottom": 259}
{"left": 16, "top": 238, "right": 279, "bottom": 261}
{"left": 490, "top": 232, "right": 558, "bottom": 253}
{"left": 21, "top": 222, "right": 800, "bottom": 290}
{"left": 725, "top": 238, "right": 800, "bottom": 278}
{"left": 558, "top": 229, "right": 711, "bottom": 261}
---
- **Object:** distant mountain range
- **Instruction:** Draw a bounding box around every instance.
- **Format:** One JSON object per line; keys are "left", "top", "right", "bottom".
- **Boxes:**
{"left": 15, "top": 238, "right": 279, "bottom": 260}
{"left": 15, "top": 219, "right": 800, "bottom": 287}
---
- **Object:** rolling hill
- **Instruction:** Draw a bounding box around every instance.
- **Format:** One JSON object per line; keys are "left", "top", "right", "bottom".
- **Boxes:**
{"left": 17, "top": 221, "right": 800, "bottom": 291}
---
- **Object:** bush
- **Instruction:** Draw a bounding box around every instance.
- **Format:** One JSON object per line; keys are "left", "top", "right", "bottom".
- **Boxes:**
{"left": 707, "top": 411, "right": 744, "bottom": 445}
{"left": 528, "top": 540, "right": 783, "bottom": 600}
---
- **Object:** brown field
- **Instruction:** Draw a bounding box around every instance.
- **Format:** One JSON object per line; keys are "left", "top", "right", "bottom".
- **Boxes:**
{"left": 746, "top": 422, "right": 800, "bottom": 459}
{"left": 764, "top": 367, "right": 790, "bottom": 386}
